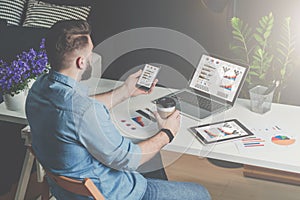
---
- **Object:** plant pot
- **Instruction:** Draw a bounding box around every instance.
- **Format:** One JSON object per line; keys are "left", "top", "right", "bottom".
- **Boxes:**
{"left": 25, "top": 79, "right": 36, "bottom": 96}
{"left": 3, "top": 91, "right": 26, "bottom": 111}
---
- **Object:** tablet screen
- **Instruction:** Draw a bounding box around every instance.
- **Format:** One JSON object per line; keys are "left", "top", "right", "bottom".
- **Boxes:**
{"left": 189, "top": 119, "right": 253, "bottom": 144}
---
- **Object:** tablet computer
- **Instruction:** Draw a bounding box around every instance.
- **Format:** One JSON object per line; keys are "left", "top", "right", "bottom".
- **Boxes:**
{"left": 189, "top": 119, "right": 253, "bottom": 144}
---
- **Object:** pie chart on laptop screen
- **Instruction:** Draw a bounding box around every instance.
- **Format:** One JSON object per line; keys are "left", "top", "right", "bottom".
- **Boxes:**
{"left": 271, "top": 135, "right": 296, "bottom": 146}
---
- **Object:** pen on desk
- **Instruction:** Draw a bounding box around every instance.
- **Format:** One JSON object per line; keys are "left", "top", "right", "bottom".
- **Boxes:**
{"left": 242, "top": 136, "right": 264, "bottom": 141}
{"left": 145, "top": 108, "right": 155, "bottom": 115}
{"left": 244, "top": 144, "right": 265, "bottom": 147}
{"left": 242, "top": 139, "right": 265, "bottom": 142}
{"left": 145, "top": 108, "right": 159, "bottom": 121}
{"left": 136, "top": 109, "right": 156, "bottom": 122}
{"left": 243, "top": 142, "right": 262, "bottom": 145}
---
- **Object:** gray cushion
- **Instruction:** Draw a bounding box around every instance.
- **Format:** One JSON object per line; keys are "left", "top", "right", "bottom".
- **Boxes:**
{"left": 23, "top": 0, "right": 91, "bottom": 28}
{"left": 0, "top": 0, "right": 27, "bottom": 26}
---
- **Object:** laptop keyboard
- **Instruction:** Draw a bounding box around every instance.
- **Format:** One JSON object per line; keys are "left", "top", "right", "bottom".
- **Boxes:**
{"left": 170, "top": 91, "right": 224, "bottom": 111}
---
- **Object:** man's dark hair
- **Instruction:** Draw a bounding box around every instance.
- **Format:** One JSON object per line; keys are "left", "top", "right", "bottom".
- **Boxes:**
{"left": 45, "top": 20, "right": 91, "bottom": 71}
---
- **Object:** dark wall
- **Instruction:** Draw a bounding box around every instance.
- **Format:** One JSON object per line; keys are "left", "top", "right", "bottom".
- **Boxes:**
{"left": 91, "top": 0, "right": 234, "bottom": 91}
{"left": 1, "top": 0, "right": 299, "bottom": 105}
{"left": 0, "top": 26, "right": 48, "bottom": 62}
{"left": 91, "top": 0, "right": 232, "bottom": 55}
{"left": 90, "top": 0, "right": 300, "bottom": 106}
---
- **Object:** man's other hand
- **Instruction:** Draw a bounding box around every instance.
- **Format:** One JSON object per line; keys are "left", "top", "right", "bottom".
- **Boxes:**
{"left": 123, "top": 70, "right": 158, "bottom": 97}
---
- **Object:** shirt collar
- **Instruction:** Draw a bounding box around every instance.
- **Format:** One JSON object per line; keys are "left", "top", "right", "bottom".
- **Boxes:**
{"left": 48, "top": 70, "right": 89, "bottom": 96}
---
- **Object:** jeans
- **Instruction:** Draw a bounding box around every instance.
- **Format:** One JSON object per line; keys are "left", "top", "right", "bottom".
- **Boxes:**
{"left": 139, "top": 152, "right": 168, "bottom": 180}
{"left": 48, "top": 177, "right": 211, "bottom": 200}
{"left": 142, "top": 178, "right": 211, "bottom": 200}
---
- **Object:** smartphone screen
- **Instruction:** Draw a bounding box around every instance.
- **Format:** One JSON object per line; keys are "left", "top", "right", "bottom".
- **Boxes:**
{"left": 136, "top": 64, "right": 160, "bottom": 91}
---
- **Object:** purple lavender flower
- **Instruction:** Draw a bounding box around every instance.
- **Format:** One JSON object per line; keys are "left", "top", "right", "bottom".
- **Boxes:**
{"left": 0, "top": 38, "right": 49, "bottom": 95}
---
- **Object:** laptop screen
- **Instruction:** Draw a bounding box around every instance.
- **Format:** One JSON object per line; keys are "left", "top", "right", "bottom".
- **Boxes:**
{"left": 189, "top": 54, "right": 248, "bottom": 103}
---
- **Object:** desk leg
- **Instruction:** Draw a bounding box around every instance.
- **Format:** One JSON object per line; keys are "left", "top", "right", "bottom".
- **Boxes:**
{"left": 36, "top": 160, "right": 45, "bottom": 183}
{"left": 14, "top": 149, "right": 35, "bottom": 200}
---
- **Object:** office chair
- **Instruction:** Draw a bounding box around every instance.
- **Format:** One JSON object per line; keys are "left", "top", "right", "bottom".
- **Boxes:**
{"left": 45, "top": 169, "right": 105, "bottom": 200}
{"left": 16, "top": 125, "right": 105, "bottom": 200}
{"left": 26, "top": 146, "right": 105, "bottom": 200}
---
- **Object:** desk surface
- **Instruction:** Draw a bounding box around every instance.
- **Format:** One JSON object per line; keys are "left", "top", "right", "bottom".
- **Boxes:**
{"left": 1, "top": 78, "right": 300, "bottom": 174}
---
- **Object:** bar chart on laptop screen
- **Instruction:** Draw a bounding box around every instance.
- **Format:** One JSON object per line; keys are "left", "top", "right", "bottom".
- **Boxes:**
{"left": 190, "top": 55, "right": 247, "bottom": 102}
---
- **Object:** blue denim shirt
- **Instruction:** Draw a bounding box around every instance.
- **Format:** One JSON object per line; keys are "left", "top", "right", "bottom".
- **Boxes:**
{"left": 25, "top": 71, "right": 147, "bottom": 199}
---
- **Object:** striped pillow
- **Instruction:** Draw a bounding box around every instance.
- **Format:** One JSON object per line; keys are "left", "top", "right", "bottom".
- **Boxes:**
{"left": 0, "top": 0, "right": 27, "bottom": 26}
{"left": 23, "top": 0, "right": 91, "bottom": 28}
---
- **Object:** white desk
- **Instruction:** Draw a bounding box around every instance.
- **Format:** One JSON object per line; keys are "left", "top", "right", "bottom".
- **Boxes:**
{"left": 84, "top": 78, "right": 300, "bottom": 174}
{"left": 0, "top": 104, "right": 27, "bottom": 124}
{"left": 1, "top": 78, "right": 300, "bottom": 175}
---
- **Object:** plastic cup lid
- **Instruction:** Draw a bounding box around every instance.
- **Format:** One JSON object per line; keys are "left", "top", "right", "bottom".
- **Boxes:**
{"left": 157, "top": 97, "right": 176, "bottom": 108}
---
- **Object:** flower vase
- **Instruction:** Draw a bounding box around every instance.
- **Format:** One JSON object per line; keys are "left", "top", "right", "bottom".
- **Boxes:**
{"left": 3, "top": 91, "right": 26, "bottom": 111}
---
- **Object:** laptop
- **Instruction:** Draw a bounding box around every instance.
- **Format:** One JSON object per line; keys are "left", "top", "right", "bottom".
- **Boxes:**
{"left": 153, "top": 54, "right": 249, "bottom": 120}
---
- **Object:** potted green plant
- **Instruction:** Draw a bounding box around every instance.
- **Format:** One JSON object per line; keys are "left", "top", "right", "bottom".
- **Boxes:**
{"left": 230, "top": 12, "right": 296, "bottom": 103}
{"left": 0, "top": 38, "right": 49, "bottom": 111}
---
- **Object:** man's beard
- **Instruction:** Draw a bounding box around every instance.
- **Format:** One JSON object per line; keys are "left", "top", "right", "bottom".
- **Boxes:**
{"left": 81, "top": 60, "right": 92, "bottom": 80}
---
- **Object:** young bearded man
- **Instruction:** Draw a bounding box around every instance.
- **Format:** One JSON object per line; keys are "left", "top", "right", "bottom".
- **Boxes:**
{"left": 25, "top": 20, "right": 211, "bottom": 200}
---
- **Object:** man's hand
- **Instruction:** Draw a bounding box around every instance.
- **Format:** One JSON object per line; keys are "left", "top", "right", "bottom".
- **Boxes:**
{"left": 123, "top": 70, "right": 158, "bottom": 98}
{"left": 137, "top": 110, "right": 181, "bottom": 165}
{"left": 154, "top": 110, "right": 181, "bottom": 137}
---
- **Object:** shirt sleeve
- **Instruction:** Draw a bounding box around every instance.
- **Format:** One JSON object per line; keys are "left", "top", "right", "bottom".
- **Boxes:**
{"left": 77, "top": 100, "right": 142, "bottom": 171}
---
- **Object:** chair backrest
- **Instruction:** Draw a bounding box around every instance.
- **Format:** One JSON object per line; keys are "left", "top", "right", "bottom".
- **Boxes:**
{"left": 46, "top": 171, "right": 105, "bottom": 200}
{"left": 28, "top": 146, "right": 105, "bottom": 200}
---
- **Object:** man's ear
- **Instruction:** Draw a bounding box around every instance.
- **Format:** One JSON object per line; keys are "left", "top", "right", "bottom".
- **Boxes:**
{"left": 76, "top": 57, "right": 84, "bottom": 69}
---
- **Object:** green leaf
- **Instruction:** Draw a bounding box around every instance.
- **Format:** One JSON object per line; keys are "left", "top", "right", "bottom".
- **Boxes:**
{"left": 233, "top": 36, "right": 244, "bottom": 43}
{"left": 231, "top": 17, "right": 240, "bottom": 29}
{"left": 268, "top": 17, "right": 274, "bottom": 27}
{"left": 232, "top": 30, "right": 241, "bottom": 36}
{"left": 257, "top": 48, "right": 264, "bottom": 57}
{"left": 230, "top": 46, "right": 245, "bottom": 51}
{"left": 285, "top": 17, "right": 291, "bottom": 23}
{"left": 260, "top": 18, "right": 267, "bottom": 28}
{"left": 280, "top": 68, "right": 286, "bottom": 77}
{"left": 277, "top": 48, "right": 286, "bottom": 57}
{"left": 253, "top": 33, "right": 263, "bottom": 44}
{"left": 249, "top": 65, "right": 261, "bottom": 69}
{"left": 256, "top": 27, "right": 263, "bottom": 34}
{"left": 275, "top": 14, "right": 296, "bottom": 83}
{"left": 253, "top": 55, "right": 261, "bottom": 62}
{"left": 230, "top": 16, "right": 252, "bottom": 66}
{"left": 264, "top": 31, "right": 271, "bottom": 39}
{"left": 277, "top": 41, "right": 288, "bottom": 49}
{"left": 290, "top": 47, "right": 296, "bottom": 53}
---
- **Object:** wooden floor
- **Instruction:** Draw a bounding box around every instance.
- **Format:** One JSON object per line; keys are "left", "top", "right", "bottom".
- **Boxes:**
{"left": 1, "top": 151, "right": 300, "bottom": 200}
{"left": 162, "top": 151, "right": 300, "bottom": 200}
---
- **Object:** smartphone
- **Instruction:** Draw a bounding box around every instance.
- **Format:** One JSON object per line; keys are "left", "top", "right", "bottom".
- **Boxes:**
{"left": 136, "top": 64, "right": 160, "bottom": 91}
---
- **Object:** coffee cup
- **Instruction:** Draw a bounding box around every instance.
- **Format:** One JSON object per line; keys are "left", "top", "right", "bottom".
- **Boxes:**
{"left": 156, "top": 97, "right": 176, "bottom": 119}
